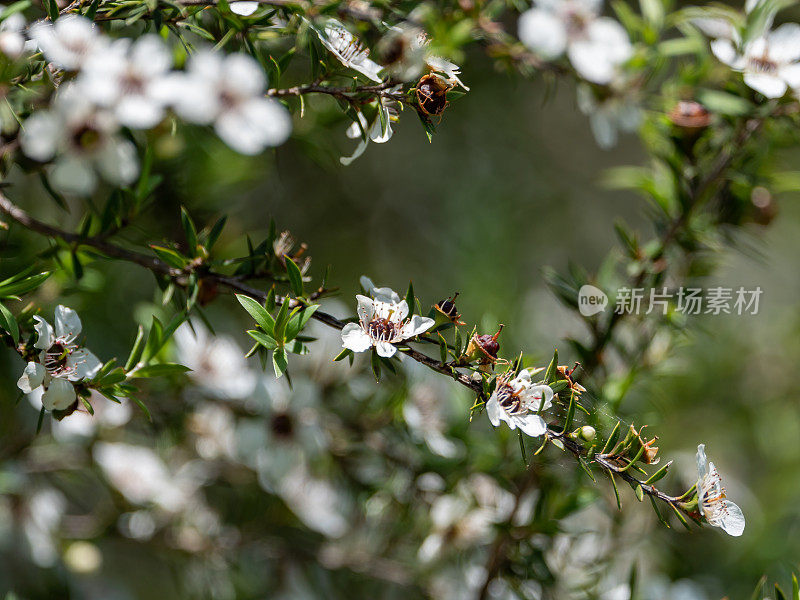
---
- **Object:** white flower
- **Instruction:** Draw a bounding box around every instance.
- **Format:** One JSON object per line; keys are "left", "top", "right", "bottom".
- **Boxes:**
{"left": 425, "top": 55, "right": 469, "bottom": 91}
{"left": 230, "top": 1, "right": 259, "bottom": 16}
{"left": 518, "top": 0, "right": 632, "bottom": 84}
{"left": 341, "top": 285, "right": 434, "bottom": 358}
{"left": 485, "top": 370, "right": 553, "bottom": 437}
{"left": 313, "top": 18, "right": 384, "bottom": 82}
{"left": 380, "top": 25, "right": 470, "bottom": 90}
{"left": 0, "top": 10, "right": 26, "bottom": 58}
{"left": 695, "top": 444, "right": 745, "bottom": 536}
{"left": 340, "top": 93, "right": 399, "bottom": 165}
{"left": 77, "top": 35, "right": 174, "bottom": 129}
{"left": 29, "top": 14, "right": 107, "bottom": 71}
{"left": 710, "top": 24, "right": 800, "bottom": 98}
{"left": 173, "top": 320, "right": 256, "bottom": 400}
{"left": 17, "top": 305, "right": 102, "bottom": 411}
{"left": 577, "top": 82, "right": 642, "bottom": 148}
{"left": 167, "top": 50, "right": 291, "bottom": 154}
{"left": 20, "top": 83, "right": 138, "bottom": 194}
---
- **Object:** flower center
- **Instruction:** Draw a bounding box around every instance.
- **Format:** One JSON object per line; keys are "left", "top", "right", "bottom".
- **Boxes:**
{"left": 271, "top": 412, "right": 294, "bottom": 439}
{"left": 367, "top": 317, "right": 399, "bottom": 342}
{"left": 44, "top": 340, "right": 75, "bottom": 376}
{"left": 495, "top": 383, "right": 527, "bottom": 416}
{"left": 749, "top": 54, "right": 777, "bottom": 73}
{"left": 71, "top": 124, "right": 103, "bottom": 153}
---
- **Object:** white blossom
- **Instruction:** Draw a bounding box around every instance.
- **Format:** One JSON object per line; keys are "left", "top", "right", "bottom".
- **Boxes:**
{"left": 17, "top": 305, "right": 102, "bottom": 411}
{"left": 230, "top": 1, "right": 259, "bottom": 16}
{"left": 174, "top": 320, "right": 256, "bottom": 400}
{"left": 20, "top": 83, "right": 138, "bottom": 194}
{"left": 695, "top": 444, "right": 745, "bottom": 536}
{"left": 77, "top": 35, "right": 174, "bottom": 129}
{"left": 485, "top": 369, "right": 553, "bottom": 437}
{"left": 29, "top": 14, "right": 107, "bottom": 71}
{"left": 0, "top": 10, "right": 26, "bottom": 58}
{"left": 340, "top": 93, "right": 399, "bottom": 165}
{"left": 710, "top": 24, "right": 800, "bottom": 98}
{"left": 313, "top": 18, "right": 384, "bottom": 82}
{"left": 341, "top": 284, "right": 434, "bottom": 358}
{"left": 518, "top": 0, "right": 632, "bottom": 84}
{"left": 167, "top": 50, "right": 291, "bottom": 155}
{"left": 577, "top": 82, "right": 642, "bottom": 148}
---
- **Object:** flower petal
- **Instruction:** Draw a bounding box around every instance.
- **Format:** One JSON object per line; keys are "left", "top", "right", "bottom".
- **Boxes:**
{"left": 375, "top": 341, "right": 397, "bottom": 358}
{"left": 55, "top": 305, "right": 82, "bottom": 340}
{"left": 696, "top": 443, "right": 708, "bottom": 477}
{"left": 41, "top": 377, "right": 76, "bottom": 411}
{"left": 371, "top": 287, "right": 401, "bottom": 304}
{"left": 66, "top": 348, "right": 102, "bottom": 380}
{"left": 518, "top": 9, "right": 567, "bottom": 58}
{"left": 341, "top": 322, "right": 372, "bottom": 353}
{"left": 485, "top": 394, "right": 502, "bottom": 427}
{"left": 767, "top": 23, "right": 800, "bottom": 63}
{"left": 18, "top": 362, "right": 46, "bottom": 393}
{"left": 230, "top": 1, "right": 259, "bottom": 15}
{"left": 718, "top": 500, "right": 745, "bottom": 536}
{"left": 514, "top": 413, "right": 547, "bottom": 437}
{"left": 743, "top": 72, "right": 787, "bottom": 98}
{"left": 710, "top": 39, "right": 741, "bottom": 68}
{"left": 400, "top": 315, "right": 435, "bottom": 339}
{"left": 355, "top": 294, "right": 376, "bottom": 322}
{"left": 33, "top": 316, "right": 55, "bottom": 350}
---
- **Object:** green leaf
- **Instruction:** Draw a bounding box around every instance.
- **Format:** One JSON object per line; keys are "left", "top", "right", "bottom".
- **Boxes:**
{"left": 644, "top": 460, "right": 672, "bottom": 484}
{"left": 0, "top": 272, "right": 51, "bottom": 298}
{"left": 285, "top": 257, "right": 304, "bottom": 297}
{"left": 776, "top": 584, "right": 788, "bottom": 600}
{"left": 150, "top": 245, "right": 187, "bottom": 269}
{"left": 370, "top": 350, "right": 382, "bottom": 381}
{"left": 272, "top": 347, "right": 288, "bottom": 378}
{"left": 285, "top": 304, "right": 319, "bottom": 341}
{"left": 405, "top": 281, "right": 415, "bottom": 313}
{"left": 125, "top": 325, "right": 146, "bottom": 371}
{"left": 273, "top": 299, "right": 290, "bottom": 342}
{"left": 131, "top": 396, "right": 152, "bottom": 422}
{"left": 792, "top": 573, "right": 798, "bottom": 600}
{"left": 180, "top": 206, "right": 198, "bottom": 257}
{"left": 749, "top": 576, "right": 767, "bottom": 600}
{"left": 248, "top": 329, "right": 278, "bottom": 350}
{"left": 206, "top": 215, "right": 227, "bottom": 249}
{"left": 543, "top": 349, "right": 558, "bottom": 383}
{"left": 236, "top": 294, "right": 276, "bottom": 334}
{"left": 697, "top": 89, "right": 753, "bottom": 117}
{"left": 0, "top": 303, "right": 19, "bottom": 345}
{"left": 44, "top": 0, "right": 58, "bottom": 21}
{"left": 129, "top": 363, "right": 191, "bottom": 378}
{"left": 334, "top": 348, "right": 353, "bottom": 362}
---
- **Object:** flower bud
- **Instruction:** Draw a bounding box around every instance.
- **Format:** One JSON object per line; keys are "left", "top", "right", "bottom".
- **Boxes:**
{"left": 579, "top": 425, "right": 596, "bottom": 442}
{"left": 668, "top": 101, "right": 712, "bottom": 131}
{"left": 434, "top": 293, "right": 465, "bottom": 325}
{"left": 465, "top": 325, "right": 503, "bottom": 365}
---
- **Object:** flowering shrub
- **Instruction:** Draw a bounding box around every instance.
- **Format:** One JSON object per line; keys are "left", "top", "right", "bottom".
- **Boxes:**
{"left": 0, "top": 0, "right": 799, "bottom": 597}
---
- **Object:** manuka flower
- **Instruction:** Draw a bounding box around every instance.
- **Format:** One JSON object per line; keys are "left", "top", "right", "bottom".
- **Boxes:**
{"left": 20, "top": 83, "right": 139, "bottom": 194}
{"left": 341, "top": 285, "right": 434, "bottom": 358}
{"left": 710, "top": 23, "right": 800, "bottom": 98}
{"left": 312, "top": 18, "right": 384, "bottom": 82}
{"left": 518, "top": 0, "right": 632, "bottom": 85}
{"left": 29, "top": 14, "right": 108, "bottom": 71}
{"left": 695, "top": 444, "right": 745, "bottom": 536}
{"left": 485, "top": 370, "right": 553, "bottom": 437}
{"left": 17, "top": 305, "right": 102, "bottom": 411}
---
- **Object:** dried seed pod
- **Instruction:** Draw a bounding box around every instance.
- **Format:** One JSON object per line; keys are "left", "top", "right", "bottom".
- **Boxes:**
{"left": 416, "top": 73, "right": 450, "bottom": 117}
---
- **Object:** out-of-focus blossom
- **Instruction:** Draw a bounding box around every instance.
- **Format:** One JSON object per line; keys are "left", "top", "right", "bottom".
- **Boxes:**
{"left": 710, "top": 24, "right": 800, "bottom": 98}
{"left": 485, "top": 369, "right": 553, "bottom": 437}
{"left": 29, "top": 14, "right": 107, "bottom": 71}
{"left": 313, "top": 18, "right": 384, "bottom": 82}
{"left": 20, "top": 84, "right": 138, "bottom": 194}
{"left": 403, "top": 381, "right": 460, "bottom": 458}
{"left": 230, "top": 1, "right": 259, "bottom": 16}
{"left": 695, "top": 444, "right": 745, "bottom": 536}
{"left": 174, "top": 320, "right": 256, "bottom": 400}
{"left": 518, "top": 0, "right": 632, "bottom": 84}
{"left": 341, "top": 285, "right": 434, "bottom": 357}
{"left": 278, "top": 464, "right": 348, "bottom": 538}
{"left": 77, "top": 35, "right": 174, "bottom": 129}
{"left": 577, "top": 82, "right": 642, "bottom": 148}
{"left": 21, "top": 488, "right": 66, "bottom": 567}
{"left": 94, "top": 442, "right": 204, "bottom": 513}
{"left": 0, "top": 10, "right": 26, "bottom": 58}
{"left": 51, "top": 391, "right": 131, "bottom": 440}
{"left": 166, "top": 50, "right": 291, "bottom": 154}
{"left": 188, "top": 402, "right": 237, "bottom": 460}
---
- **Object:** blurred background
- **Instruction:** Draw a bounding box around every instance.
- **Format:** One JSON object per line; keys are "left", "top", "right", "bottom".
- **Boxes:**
{"left": 1, "top": 43, "right": 799, "bottom": 599}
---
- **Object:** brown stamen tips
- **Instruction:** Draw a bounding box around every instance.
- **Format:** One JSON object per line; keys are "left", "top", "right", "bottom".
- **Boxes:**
{"left": 434, "top": 293, "right": 465, "bottom": 325}
{"left": 557, "top": 362, "right": 586, "bottom": 395}
{"left": 668, "top": 100, "right": 712, "bottom": 131}
{"left": 416, "top": 73, "right": 450, "bottom": 117}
